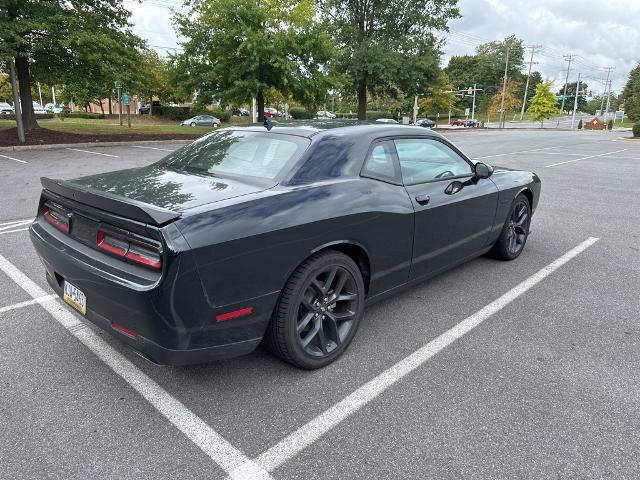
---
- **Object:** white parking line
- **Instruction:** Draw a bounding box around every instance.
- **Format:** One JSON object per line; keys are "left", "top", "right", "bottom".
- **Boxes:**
{"left": 242, "top": 237, "right": 600, "bottom": 475}
{"left": 474, "top": 146, "right": 561, "bottom": 160}
{"left": 130, "top": 145, "right": 176, "bottom": 152}
{"left": 544, "top": 149, "right": 628, "bottom": 168}
{"left": 0, "top": 295, "right": 57, "bottom": 314}
{"left": 0, "top": 218, "right": 32, "bottom": 229}
{"left": 67, "top": 148, "right": 119, "bottom": 158}
{"left": 0, "top": 254, "right": 272, "bottom": 480}
{"left": 0, "top": 227, "right": 29, "bottom": 235}
{"left": 0, "top": 153, "right": 27, "bottom": 164}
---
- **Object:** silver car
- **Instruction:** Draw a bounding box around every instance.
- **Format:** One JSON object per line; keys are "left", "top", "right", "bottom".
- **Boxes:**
{"left": 181, "top": 115, "right": 221, "bottom": 127}
{"left": 0, "top": 102, "right": 14, "bottom": 115}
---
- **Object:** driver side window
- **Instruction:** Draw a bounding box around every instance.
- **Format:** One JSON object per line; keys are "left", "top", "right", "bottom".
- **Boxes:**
{"left": 394, "top": 138, "right": 472, "bottom": 185}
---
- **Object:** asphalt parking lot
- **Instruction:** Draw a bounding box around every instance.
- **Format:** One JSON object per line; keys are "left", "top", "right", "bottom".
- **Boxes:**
{"left": 1, "top": 129, "right": 639, "bottom": 479}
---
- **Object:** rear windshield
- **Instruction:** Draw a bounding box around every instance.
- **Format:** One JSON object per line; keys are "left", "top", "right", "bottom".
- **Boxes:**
{"left": 159, "top": 130, "right": 309, "bottom": 182}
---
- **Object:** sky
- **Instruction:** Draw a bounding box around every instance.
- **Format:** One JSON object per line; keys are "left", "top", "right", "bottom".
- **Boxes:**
{"left": 125, "top": 0, "right": 639, "bottom": 96}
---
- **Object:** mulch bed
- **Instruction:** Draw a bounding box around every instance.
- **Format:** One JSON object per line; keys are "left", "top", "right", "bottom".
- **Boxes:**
{"left": 0, "top": 127, "right": 202, "bottom": 147}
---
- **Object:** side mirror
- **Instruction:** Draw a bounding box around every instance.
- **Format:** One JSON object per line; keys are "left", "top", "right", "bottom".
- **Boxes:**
{"left": 474, "top": 162, "right": 493, "bottom": 179}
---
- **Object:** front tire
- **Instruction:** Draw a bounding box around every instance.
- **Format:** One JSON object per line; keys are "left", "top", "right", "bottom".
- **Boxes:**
{"left": 490, "top": 193, "right": 531, "bottom": 260}
{"left": 190, "top": 122, "right": 196, "bottom": 127}
{"left": 265, "top": 250, "right": 365, "bottom": 369}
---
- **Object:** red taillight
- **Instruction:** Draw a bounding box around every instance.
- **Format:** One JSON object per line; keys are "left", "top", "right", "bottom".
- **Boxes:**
{"left": 111, "top": 322, "right": 139, "bottom": 339}
{"left": 96, "top": 227, "right": 162, "bottom": 270}
{"left": 43, "top": 203, "right": 70, "bottom": 233}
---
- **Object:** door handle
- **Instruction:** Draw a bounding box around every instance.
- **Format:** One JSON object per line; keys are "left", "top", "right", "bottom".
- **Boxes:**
{"left": 415, "top": 194, "right": 430, "bottom": 205}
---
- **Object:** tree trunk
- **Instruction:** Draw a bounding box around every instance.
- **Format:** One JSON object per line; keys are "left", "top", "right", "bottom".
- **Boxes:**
{"left": 357, "top": 75, "right": 367, "bottom": 121}
{"left": 14, "top": 56, "right": 38, "bottom": 131}
{"left": 108, "top": 95, "right": 112, "bottom": 115}
{"left": 99, "top": 99, "right": 104, "bottom": 115}
{"left": 149, "top": 96, "right": 153, "bottom": 116}
{"left": 257, "top": 88, "right": 265, "bottom": 123}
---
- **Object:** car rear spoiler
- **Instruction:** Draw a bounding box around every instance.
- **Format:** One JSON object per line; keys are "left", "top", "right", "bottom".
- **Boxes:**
{"left": 41, "top": 177, "right": 181, "bottom": 227}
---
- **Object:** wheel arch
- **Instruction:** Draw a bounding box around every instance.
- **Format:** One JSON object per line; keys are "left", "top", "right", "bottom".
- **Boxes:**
{"left": 517, "top": 187, "right": 534, "bottom": 208}
{"left": 306, "top": 240, "right": 372, "bottom": 295}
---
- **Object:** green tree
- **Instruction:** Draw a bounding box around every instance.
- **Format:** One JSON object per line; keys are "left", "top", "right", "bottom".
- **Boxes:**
{"left": 0, "top": 0, "right": 143, "bottom": 131}
{"left": 417, "top": 71, "right": 458, "bottom": 116}
{"left": 321, "top": 0, "right": 459, "bottom": 120}
{"left": 487, "top": 79, "right": 520, "bottom": 116}
{"left": 528, "top": 81, "right": 558, "bottom": 128}
{"left": 621, "top": 65, "right": 640, "bottom": 121}
{"left": 557, "top": 81, "right": 589, "bottom": 113}
{"left": 0, "top": 71, "right": 12, "bottom": 102}
{"left": 173, "top": 0, "right": 334, "bottom": 121}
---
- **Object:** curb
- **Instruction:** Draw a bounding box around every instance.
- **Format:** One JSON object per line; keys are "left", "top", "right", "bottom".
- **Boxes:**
{"left": 617, "top": 136, "right": 640, "bottom": 141}
{"left": 0, "top": 138, "right": 194, "bottom": 152}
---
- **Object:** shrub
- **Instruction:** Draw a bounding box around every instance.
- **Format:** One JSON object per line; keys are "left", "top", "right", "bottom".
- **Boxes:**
{"left": 0, "top": 113, "right": 55, "bottom": 120}
{"left": 633, "top": 122, "right": 640, "bottom": 138}
{"left": 607, "top": 119, "right": 613, "bottom": 130}
{"left": 365, "top": 110, "right": 391, "bottom": 121}
{"left": 158, "top": 106, "right": 191, "bottom": 121}
{"left": 209, "top": 108, "right": 231, "bottom": 122}
{"left": 289, "top": 107, "right": 311, "bottom": 119}
{"left": 64, "top": 112, "right": 105, "bottom": 119}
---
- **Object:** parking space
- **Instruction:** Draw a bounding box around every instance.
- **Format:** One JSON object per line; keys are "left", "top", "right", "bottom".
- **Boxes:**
{"left": 1, "top": 130, "right": 639, "bottom": 479}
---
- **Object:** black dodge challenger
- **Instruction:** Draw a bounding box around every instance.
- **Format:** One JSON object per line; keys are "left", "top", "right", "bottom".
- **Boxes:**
{"left": 30, "top": 124, "right": 540, "bottom": 369}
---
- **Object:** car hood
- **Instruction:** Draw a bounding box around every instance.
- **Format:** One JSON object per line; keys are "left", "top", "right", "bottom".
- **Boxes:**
{"left": 66, "top": 165, "right": 269, "bottom": 212}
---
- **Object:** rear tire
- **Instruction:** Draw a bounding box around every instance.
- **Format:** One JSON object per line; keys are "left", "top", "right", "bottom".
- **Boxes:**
{"left": 490, "top": 193, "right": 531, "bottom": 260}
{"left": 265, "top": 250, "right": 365, "bottom": 369}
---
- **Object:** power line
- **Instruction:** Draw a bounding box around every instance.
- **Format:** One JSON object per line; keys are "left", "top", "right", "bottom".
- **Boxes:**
{"left": 520, "top": 44, "right": 542, "bottom": 120}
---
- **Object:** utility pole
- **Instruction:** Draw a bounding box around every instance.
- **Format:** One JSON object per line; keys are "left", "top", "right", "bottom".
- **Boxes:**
{"left": 599, "top": 67, "right": 614, "bottom": 117}
{"left": 604, "top": 79, "right": 613, "bottom": 121}
{"left": 8, "top": 58, "right": 25, "bottom": 143}
{"left": 520, "top": 45, "right": 541, "bottom": 120}
{"left": 37, "top": 82, "right": 43, "bottom": 106}
{"left": 571, "top": 72, "right": 581, "bottom": 129}
{"left": 560, "top": 54, "right": 573, "bottom": 114}
{"left": 51, "top": 86, "right": 57, "bottom": 105}
{"left": 499, "top": 41, "right": 511, "bottom": 129}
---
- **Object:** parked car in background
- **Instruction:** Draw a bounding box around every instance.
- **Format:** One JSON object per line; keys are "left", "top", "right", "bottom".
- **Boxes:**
{"left": 139, "top": 101, "right": 161, "bottom": 115}
{"left": 33, "top": 102, "right": 48, "bottom": 114}
{"left": 465, "top": 119, "right": 480, "bottom": 128}
{"left": 415, "top": 118, "right": 436, "bottom": 128}
{"left": 316, "top": 110, "right": 336, "bottom": 119}
{"left": 450, "top": 118, "right": 465, "bottom": 126}
{"left": 375, "top": 118, "right": 399, "bottom": 124}
{"left": 181, "top": 115, "right": 221, "bottom": 127}
{"left": 0, "top": 102, "right": 14, "bottom": 114}
{"left": 264, "top": 107, "right": 282, "bottom": 118}
{"left": 233, "top": 108, "right": 250, "bottom": 117}
{"left": 44, "top": 103, "right": 69, "bottom": 114}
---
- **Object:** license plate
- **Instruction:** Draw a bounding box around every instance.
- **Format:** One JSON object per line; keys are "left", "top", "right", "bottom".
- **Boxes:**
{"left": 63, "top": 281, "right": 86, "bottom": 315}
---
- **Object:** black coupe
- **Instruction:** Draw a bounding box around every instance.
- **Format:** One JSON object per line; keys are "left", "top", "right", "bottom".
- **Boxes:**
{"left": 30, "top": 124, "right": 540, "bottom": 369}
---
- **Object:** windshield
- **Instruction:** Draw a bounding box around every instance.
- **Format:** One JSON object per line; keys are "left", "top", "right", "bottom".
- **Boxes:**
{"left": 159, "top": 130, "right": 309, "bottom": 182}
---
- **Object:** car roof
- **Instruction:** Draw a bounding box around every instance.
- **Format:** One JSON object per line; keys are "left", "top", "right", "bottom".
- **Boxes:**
{"left": 220, "top": 122, "right": 443, "bottom": 140}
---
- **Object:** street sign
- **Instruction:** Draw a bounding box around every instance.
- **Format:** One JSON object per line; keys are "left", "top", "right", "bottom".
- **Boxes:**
{"left": 123, "top": 92, "right": 130, "bottom": 106}
{"left": 464, "top": 108, "right": 470, "bottom": 116}
{"left": 114, "top": 81, "right": 122, "bottom": 89}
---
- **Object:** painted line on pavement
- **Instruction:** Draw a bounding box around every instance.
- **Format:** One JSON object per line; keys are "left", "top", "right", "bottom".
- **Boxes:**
{"left": 243, "top": 237, "right": 600, "bottom": 475}
{"left": 0, "top": 219, "right": 32, "bottom": 229}
{"left": 474, "top": 146, "right": 561, "bottom": 159}
{"left": 0, "top": 254, "right": 273, "bottom": 480}
{"left": 131, "top": 145, "right": 176, "bottom": 152}
{"left": 544, "top": 149, "right": 628, "bottom": 167}
{"left": 0, "top": 153, "right": 27, "bottom": 164}
{"left": 67, "top": 148, "right": 119, "bottom": 158}
{"left": 0, "top": 295, "right": 57, "bottom": 314}
{"left": 0, "top": 227, "right": 29, "bottom": 235}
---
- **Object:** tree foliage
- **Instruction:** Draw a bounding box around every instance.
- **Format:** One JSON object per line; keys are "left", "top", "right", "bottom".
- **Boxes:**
{"left": 557, "top": 81, "right": 589, "bottom": 113}
{"left": 417, "top": 71, "right": 458, "bottom": 116}
{"left": 172, "top": 0, "right": 334, "bottom": 120}
{"left": 621, "top": 64, "right": 640, "bottom": 121}
{"left": 320, "top": 0, "right": 459, "bottom": 120}
{"left": 528, "top": 81, "right": 558, "bottom": 127}
{"left": 487, "top": 79, "right": 520, "bottom": 115}
{"left": 0, "top": 0, "right": 144, "bottom": 131}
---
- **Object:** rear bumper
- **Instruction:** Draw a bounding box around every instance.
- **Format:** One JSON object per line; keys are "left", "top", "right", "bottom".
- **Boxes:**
{"left": 30, "top": 222, "right": 275, "bottom": 365}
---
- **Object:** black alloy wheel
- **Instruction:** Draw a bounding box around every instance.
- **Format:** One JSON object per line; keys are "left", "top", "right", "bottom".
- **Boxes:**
{"left": 265, "top": 250, "right": 365, "bottom": 369}
{"left": 296, "top": 265, "right": 358, "bottom": 357}
{"left": 490, "top": 193, "right": 531, "bottom": 260}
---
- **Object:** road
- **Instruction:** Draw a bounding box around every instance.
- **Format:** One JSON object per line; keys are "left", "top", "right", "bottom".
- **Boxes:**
{"left": 1, "top": 129, "right": 639, "bottom": 479}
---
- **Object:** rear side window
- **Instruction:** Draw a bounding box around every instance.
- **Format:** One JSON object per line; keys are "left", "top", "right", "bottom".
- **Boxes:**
{"left": 394, "top": 138, "right": 472, "bottom": 185}
{"left": 160, "top": 130, "right": 309, "bottom": 182}
{"left": 361, "top": 141, "right": 398, "bottom": 183}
